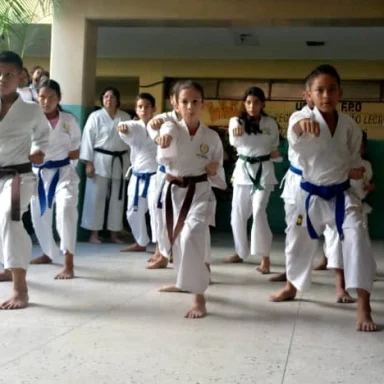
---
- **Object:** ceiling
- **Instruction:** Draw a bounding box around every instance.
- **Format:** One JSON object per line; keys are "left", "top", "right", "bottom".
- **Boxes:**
{"left": 11, "top": 25, "right": 384, "bottom": 60}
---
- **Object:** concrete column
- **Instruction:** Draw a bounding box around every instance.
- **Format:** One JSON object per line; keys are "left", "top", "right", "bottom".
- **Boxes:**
{"left": 50, "top": 13, "right": 97, "bottom": 125}
{"left": 50, "top": 12, "right": 98, "bottom": 240}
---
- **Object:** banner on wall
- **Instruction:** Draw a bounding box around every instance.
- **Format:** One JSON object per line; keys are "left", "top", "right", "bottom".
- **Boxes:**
{"left": 202, "top": 100, "right": 384, "bottom": 139}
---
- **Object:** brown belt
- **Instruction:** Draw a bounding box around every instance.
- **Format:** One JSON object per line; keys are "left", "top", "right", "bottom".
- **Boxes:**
{"left": 0, "top": 163, "right": 32, "bottom": 221}
{"left": 165, "top": 173, "right": 208, "bottom": 263}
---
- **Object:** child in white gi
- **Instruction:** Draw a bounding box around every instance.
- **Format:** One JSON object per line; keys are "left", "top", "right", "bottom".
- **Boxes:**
{"left": 156, "top": 80, "right": 226, "bottom": 318}
{"left": 270, "top": 65, "right": 376, "bottom": 332}
{"left": 29, "top": 79, "right": 81, "bottom": 280}
{"left": 117, "top": 93, "right": 158, "bottom": 255}
{"left": 0, "top": 51, "right": 50, "bottom": 309}
{"left": 224, "top": 87, "right": 280, "bottom": 274}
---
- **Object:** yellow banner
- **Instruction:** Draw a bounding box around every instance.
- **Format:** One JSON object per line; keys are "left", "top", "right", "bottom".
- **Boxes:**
{"left": 202, "top": 100, "right": 384, "bottom": 140}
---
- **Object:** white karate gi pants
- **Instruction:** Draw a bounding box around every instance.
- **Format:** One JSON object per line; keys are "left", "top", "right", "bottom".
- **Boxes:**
{"left": 231, "top": 184, "right": 273, "bottom": 260}
{"left": 160, "top": 181, "right": 211, "bottom": 294}
{"left": 126, "top": 174, "right": 157, "bottom": 247}
{"left": 81, "top": 175, "right": 125, "bottom": 231}
{"left": 286, "top": 205, "right": 376, "bottom": 293}
{"left": 0, "top": 174, "right": 36, "bottom": 270}
{"left": 31, "top": 167, "right": 79, "bottom": 259}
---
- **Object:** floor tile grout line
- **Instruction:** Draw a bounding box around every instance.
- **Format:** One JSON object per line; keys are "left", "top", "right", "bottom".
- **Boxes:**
{"left": 281, "top": 294, "right": 303, "bottom": 384}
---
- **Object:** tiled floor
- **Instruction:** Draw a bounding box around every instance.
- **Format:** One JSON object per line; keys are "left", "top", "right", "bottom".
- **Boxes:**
{"left": 0, "top": 233, "right": 383, "bottom": 384}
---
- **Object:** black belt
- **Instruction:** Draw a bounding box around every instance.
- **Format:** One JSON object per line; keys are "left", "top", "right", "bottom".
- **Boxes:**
{"left": 94, "top": 147, "right": 128, "bottom": 200}
{"left": 0, "top": 163, "right": 32, "bottom": 221}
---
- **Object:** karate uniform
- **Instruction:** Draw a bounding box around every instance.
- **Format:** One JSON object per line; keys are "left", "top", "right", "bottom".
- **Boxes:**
{"left": 229, "top": 115, "right": 279, "bottom": 260}
{"left": 158, "top": 120, "right": 226, "bottom": 294}
{"left": 30, "top": 112, "right": 81, "bottom": 259}
{"left": 80, "top": 108, "right": 131, "bottom": 232}
{"left": 17, "top": 87, "right": 34, "bottom": 102}
{"left": 148, "top": 111, "right": 216, "bottom": 262}
{"left": 286, "top": 107, "right": 376, "bottom": 293}
{"left": 0, "top": 97, "right": 50, "bottom": 270}
{"left": 119, "top": 119, "right": 158, "bottom": 247}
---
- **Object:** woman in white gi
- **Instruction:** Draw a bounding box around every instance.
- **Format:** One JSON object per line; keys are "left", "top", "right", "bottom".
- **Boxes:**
{"left": 224, "top": 87, "right": 280, "bottom": 274}
{"left": 0, "top": 50, "right": 50, "bottom": 309}
{"left": 156, "top": 80, "right": 226, "bottom": 318}
{"left": 270, "top": 65, "right": 376, "bottom": 332}
{"left": 29, "top": 80, "right": 81, "bottom": 279}
{"left": 117, "top": 93, "right": 158, "bottom": 254}
{"left": 80, "top": 87, "right": 131, "bottom": 244}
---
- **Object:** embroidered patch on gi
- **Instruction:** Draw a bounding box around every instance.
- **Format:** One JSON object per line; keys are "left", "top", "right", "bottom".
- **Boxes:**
{"left": 200, "top": 144, "right": 209, "bottom": 154}
{"left": 63, "top": 123, "right": 71, "bottom": 132}
{"left": 263, "top": 127, "right": 271, "bottom": 135}
{"left": 296, "top": 215, "right": 303, "bottom": 226}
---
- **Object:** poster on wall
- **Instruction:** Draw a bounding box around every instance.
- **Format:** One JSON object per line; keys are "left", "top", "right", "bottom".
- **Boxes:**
{"left": 202, "top": 100, "right": 384, "bottom": 139}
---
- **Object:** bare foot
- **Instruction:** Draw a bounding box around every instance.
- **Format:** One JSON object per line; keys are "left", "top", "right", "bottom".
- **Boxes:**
{"left": 185, "top": 294, "right": 207, "bottom": 319}
{"left": 256, "top": 256, "right": 271, "bottom": 274}
{"left": 55, "top": 266, "right": 75, "bottom": 280}
{"left": 313, "top": 254, "right": 328, "bottom": 270}
{"left": 269, "top": 272, "right": 287, "bottom": 282}
{"left": 356, "top": 289, "right": 376, "bottom": 332}
{"left": 0, "top": 270, "right": 12, "bottom": 282}
{"left": 147, "top": 253, "right": 159, "bottom": 263}
{"left": 357, "top": 311, "right": 376, "bottom": 332}
{"left": 269, "top": 282, "right": 297, "bottom": 302}
{"left": 337, "top": 290, "right": 354, "bottom": 303}
{"left": 30, "top": 254, "right": 52, "bottom": 264}
{"left": 0, "top": 291, "right": 29, "bottom": 310}
{"left": 120, "top": 243, "right": 146, "bottom": 252}
{"left": 89, "top": 236, "right": 102, "bottom": 244}
{"left": 159, "top": 284, "right": 185, "bottom": 293}
{"left": 110, "top": 233, "right": 124, "bottom": 244}
{"left": 223, "top": 254, "right": 243, "bottom": 264}
{"left": 147, "top": 255, "right": 168, "bottom": 269}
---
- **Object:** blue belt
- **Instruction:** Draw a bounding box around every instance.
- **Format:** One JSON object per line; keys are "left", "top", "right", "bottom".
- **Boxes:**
{"left": 33, "top": 158, "right": 71, "bottom": 216}
{"left": 300, "top": 179, "right": 350, "bottom": 240}
{"left": 132, "top": 171, "right": 156, "bottom": 211}
{"left": 157, "top": 165, "right": 167, "bottom": 209}
{"left": 289, "top": 164, "right": 303, "bottom": 176}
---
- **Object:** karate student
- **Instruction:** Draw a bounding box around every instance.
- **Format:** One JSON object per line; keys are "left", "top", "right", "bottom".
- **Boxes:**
{"left": 0, "top": 50, "right": 50, "bottom": 308}
{"left": 145, "top": 88, "right": 181, "bottom": 268}
{"left": 224, "top": 87, "right": 280, "bottom": 274}
{"left": 17, "top": 67, "right": 34, "bottom": 102}
{"left": 80, "top": 87, "right": 131, "bottom": 244}
{"left": 29, "top": 80, "right": 81, "bottom": 280}
{"left": 350, "top": 131, "right": 375, "bottom": 225}
{"left": 270, "top": 86, "right": 353, "bottom": 303}
{"left": 117, "top": 93, "right": 158, "bottom": 254}
{"left": 29, "top": 65, "right": 43, "bottom": 102}
{"left": 156, "top": 80, "right": 226, "bottom": 318}
{"left": 270, "top": 64, "right": 376, "bottom": 332}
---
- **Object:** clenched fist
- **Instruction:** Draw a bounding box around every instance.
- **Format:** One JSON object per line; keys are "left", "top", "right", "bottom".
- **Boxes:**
{"left": 156, "top": 134, "right": 173, "bottom": 148}
{"left": 150, "top": 118, "right": 164, "bottom": 130}
{"left": 85, "top": 161, "right": 95, "bottom": 178}
{"left": 117, "top": 123, "right": 129, "bottom": 134}
{"left": 233, "top": 126, "right": 244, "bottom": 137}
{"left": 29, "top": 150, "right": 45, "bottom": 165}
{"left": 270, "top": 150, "right": 280, "bottom": 159}
{"left": 348, "top": 167, "right": 365, "bottom": 180}
{"left": 298, "top": 119, "right": 321, "bottom": 137}
{"left": 206, "top": 161, "right": 219, "bottom": 176}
